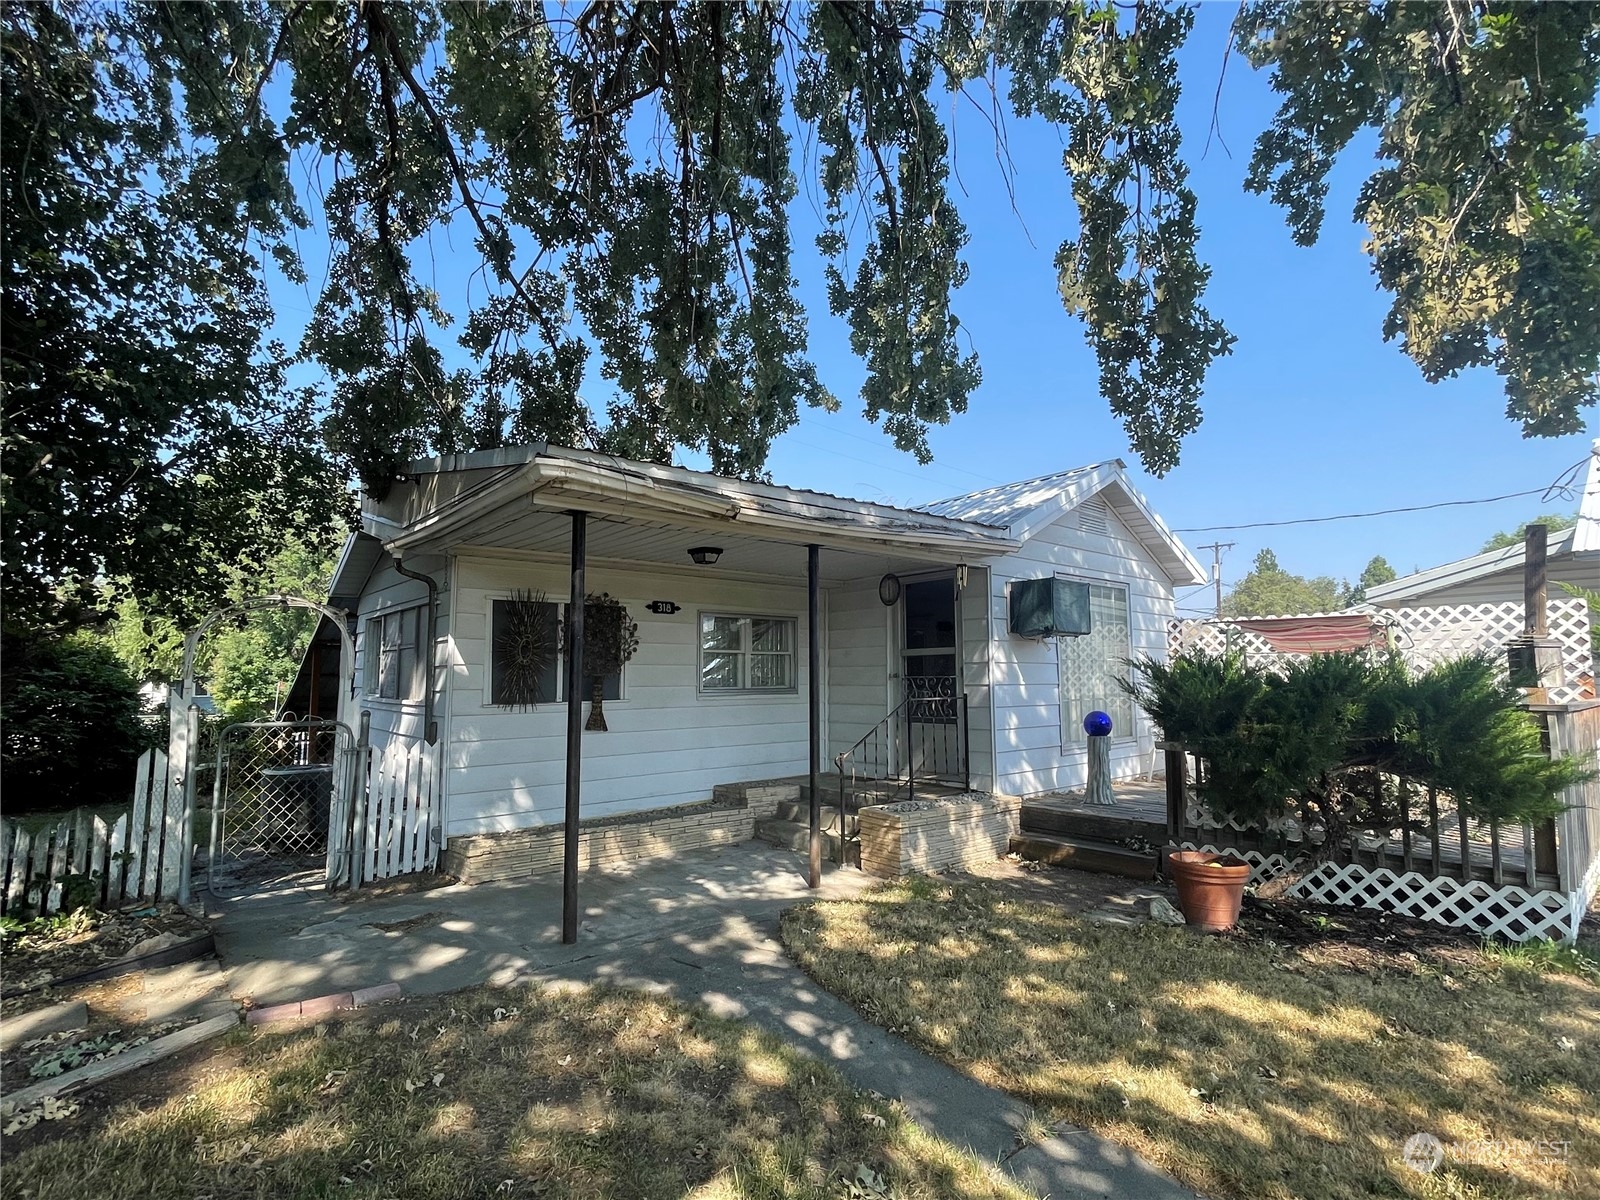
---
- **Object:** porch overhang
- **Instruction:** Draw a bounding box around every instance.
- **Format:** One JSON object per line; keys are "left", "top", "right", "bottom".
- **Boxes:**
{"left": 362, "top": 445, "right": 1019, "bottom": 582}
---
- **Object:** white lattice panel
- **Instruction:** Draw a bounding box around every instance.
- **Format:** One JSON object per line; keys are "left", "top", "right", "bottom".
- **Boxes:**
{"left": 1168, "top": 598, "right": 1593, "bottom": 704}
{"left": 1288, "top": 862, "right": 1581, "bottom": 943}
{"left": 1179, "top": 842, "right": 1302, "bottom": 885}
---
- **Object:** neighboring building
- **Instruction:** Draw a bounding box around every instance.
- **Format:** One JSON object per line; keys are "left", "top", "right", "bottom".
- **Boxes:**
{"left": 301, "top": 442, "right": 1205, "bottom": 849}
{"left": 1365, "top": 438, "right": 1600, "bottom": 609}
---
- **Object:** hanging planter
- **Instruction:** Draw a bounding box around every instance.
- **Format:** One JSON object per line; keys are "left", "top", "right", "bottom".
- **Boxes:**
{"left": 583, "top": 593, "right": 638, "bottom": 732}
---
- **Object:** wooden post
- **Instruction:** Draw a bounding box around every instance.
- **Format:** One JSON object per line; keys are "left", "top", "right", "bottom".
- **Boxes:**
{"left": 562, "top": 511, "right": 587, "bottom": 944}
{"left": 1161, "top": 743, "right": 1186, "bottom": 843}
{"left": 1524, "top": 523, "right": 1548, "bottom": 638}
{"left": 807, "top": 544, "right": 822, "bottom": 890}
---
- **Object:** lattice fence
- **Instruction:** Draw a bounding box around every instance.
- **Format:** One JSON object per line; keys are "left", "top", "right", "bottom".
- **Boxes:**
{"left": 1168, "top": 597, "right": 1593, "bottom": 704}
{"left": 1286, "top": 862, "right": 1584, "bottom": 944}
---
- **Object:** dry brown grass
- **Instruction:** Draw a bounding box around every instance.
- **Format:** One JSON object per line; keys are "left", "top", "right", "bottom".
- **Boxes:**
{"left": 780, "top": 875, "right": 1599, "bottom": 1200}
{"left": 1, "top": 983, "right": 1030, "bottom": 1200}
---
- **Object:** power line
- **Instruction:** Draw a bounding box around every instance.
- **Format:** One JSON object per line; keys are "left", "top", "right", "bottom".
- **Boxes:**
{"left": 1172, "top": 455, "right": 1589, "bottom": 533}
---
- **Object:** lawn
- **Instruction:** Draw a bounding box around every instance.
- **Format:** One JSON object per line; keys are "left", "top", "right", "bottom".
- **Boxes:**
{"left": 780, "top": 874, "right": 1599, "bottom": 1200}
{"left": 1, "top": 982, "right": 1031, "bottom": 1200}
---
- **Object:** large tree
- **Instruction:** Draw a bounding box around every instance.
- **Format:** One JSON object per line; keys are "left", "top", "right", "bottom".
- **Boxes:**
{"left": 1481, "top": 512, "right": 1579, "bottom": 551}
{"left": 5, "top": 2, "right": 1597, "bottom": 635}
{"left": 1223, "top": 548, "right": 1345, "bottom": 617}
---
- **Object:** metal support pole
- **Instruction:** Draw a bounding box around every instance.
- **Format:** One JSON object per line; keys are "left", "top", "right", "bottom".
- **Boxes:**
{"left": 563, "top": 511, "right": 587, "bottom": 943}
{"left": 807, "top": 544, "right": 821, "bottom": 889}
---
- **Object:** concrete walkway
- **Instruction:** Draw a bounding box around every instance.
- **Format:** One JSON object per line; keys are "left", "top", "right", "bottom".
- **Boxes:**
{"left": 209, "top": 843, "right": 1195, "bottom": 1200}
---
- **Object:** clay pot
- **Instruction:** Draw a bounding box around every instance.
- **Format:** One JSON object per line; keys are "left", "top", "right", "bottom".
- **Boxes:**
{"left": 1166, "top": 851, "right": 1251, "bottom": 932}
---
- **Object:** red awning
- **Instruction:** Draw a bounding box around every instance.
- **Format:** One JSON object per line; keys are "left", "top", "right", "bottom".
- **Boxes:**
{"left": 1229, "top": 614, "right": 1388, "bottom": 655}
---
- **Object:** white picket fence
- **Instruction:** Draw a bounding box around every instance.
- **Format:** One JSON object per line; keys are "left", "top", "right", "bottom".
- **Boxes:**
{"left": 355, "top": 733, "right": 441, "bottom": 884}
{"left": 1, "top": 750, "right": 184, "bottom": 917}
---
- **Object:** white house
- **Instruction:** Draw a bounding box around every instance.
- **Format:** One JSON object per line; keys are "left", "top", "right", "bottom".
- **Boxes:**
{"left": 1365, "top": 438, "right": 1600, "bottom": 609}
{"left": 308, "top": 442, "right": 1205, "bottom": 866}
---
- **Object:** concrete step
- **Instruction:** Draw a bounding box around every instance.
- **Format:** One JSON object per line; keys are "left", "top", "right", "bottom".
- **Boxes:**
{"left": 1020, "top": 805, "right": 1167, "bottom": 847}
{"left": 753, "top": 818, "right": 858, "bottom": 866}
{"left": 773, "top": 799, "right": 858, "bottom": 833}
{"left": 1008, "top": 833, "right": 1158, "bottom": 880}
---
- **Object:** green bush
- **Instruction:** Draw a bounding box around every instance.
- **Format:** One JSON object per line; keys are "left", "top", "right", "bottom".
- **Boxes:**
{"left": 1124, "top": 650, "right": 1590, "bottom": 860}
{"left": 0, "top": 632, "right": 156, "bottom": 812}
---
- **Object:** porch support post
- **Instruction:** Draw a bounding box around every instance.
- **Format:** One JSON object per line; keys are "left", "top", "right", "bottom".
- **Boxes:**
{"left": 807, "top": 543, "right": 822, "bottom": 889}
{"left": 562, "top": 510, "right": 587, "bottom": 944}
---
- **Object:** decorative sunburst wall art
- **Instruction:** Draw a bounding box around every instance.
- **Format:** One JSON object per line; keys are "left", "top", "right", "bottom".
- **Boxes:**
{"left": 493, "top": 589, "right": 556, "bottom": 710}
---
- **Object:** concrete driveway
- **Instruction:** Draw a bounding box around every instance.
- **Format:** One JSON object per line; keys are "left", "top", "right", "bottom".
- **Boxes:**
{"left": 208, "top": 842, "right": 1194, "bottom": 1200}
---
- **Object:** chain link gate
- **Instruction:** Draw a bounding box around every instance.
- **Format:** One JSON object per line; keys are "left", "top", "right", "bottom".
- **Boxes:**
{"left": 206, "top": 719, "right": 354, "bottom": 896}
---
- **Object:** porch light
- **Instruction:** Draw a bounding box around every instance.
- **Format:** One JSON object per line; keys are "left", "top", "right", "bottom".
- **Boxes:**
{"left": 878, "top": 573, "right": 901, "bottom": 606}
{"left": 687, "top": 546, "right": 723, "bottom": 565}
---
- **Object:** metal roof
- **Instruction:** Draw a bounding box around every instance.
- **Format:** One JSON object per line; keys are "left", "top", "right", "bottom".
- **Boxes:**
{"left": 1366, "top": 439, "right": 1599, "bottom": 603}
{"left": 918, "top": 462, "right": 1208, "bottom": 587}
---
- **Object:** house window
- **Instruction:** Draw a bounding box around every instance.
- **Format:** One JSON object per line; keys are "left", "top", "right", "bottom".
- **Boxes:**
{"left": 365, "top": 607, "right": 426, "bottom": 701}
{"left": 699, "top": 613, "right": 797, "bottom": 693}
{"left": 488, "top": 597, "right": 622, "bottom": 707}
{"left": 1058, "top": 581, "right": 1134, "bottom": 743}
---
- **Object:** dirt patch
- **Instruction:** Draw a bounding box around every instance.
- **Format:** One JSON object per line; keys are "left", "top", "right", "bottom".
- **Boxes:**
{"left": 1, "top": 904, "right": 211, "bottom": 1000}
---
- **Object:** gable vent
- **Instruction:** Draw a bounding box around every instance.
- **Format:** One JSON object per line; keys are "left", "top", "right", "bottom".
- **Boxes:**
{"left": 1077, "top": 496, "right": 1110, "bottom": 536}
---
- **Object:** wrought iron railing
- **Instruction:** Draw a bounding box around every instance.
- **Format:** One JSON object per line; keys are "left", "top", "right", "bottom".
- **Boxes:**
{"left": 833, "top": 677, "right": 969, "bottom": 860}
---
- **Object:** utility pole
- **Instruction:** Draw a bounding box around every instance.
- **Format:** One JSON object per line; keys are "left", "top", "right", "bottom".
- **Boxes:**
{"left": 1196, "top": 541, "right": 1235, "bottom": 618}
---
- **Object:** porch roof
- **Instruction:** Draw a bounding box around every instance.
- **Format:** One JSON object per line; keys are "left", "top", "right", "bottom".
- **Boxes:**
{"left": 354, "top": 442, "right": 1021, "bottom": 586}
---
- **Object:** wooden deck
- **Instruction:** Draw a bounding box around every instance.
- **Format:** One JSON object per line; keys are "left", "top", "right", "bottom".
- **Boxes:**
{"left": 1024, "top": 777, "right": 1549, "bottom": 887}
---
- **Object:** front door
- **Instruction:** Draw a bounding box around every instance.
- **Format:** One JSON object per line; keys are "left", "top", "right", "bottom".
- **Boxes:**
{"left": 901, "top": 576, "right": 962, "bottom": 781}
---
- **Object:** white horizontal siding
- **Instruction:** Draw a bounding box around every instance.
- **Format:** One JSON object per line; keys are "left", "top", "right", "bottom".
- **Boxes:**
{"left": 827, "top": 580, "right": 892, "bottom": 763}
{"left": 442, "top": 555, "right": 815, "bottom": 836}
{"left": 987, "top": 505, "right": 1175, "bottom": 797}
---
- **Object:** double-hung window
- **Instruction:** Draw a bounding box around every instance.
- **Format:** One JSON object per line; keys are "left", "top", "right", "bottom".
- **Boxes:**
{"left": 488, "top": 597, "right": 622, "bottom": 707}
{"left": 1057, "top": 581, "right": 1134, "bottom": 743}
{"left": 699, "top": 614, "right": 796, "bottom": 693}
{"left": 365, "top": 607, "right": 426, "bottom": 701}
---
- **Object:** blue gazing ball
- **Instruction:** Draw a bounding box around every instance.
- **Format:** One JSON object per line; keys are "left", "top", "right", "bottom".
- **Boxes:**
{"left": 1083, "top": 710, "right": 1113, "bottom": 737}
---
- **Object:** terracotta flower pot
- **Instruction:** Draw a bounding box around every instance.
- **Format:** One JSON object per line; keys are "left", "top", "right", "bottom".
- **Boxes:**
{"left": 1166, "top": 851, "right": 1251, "bottom": 932}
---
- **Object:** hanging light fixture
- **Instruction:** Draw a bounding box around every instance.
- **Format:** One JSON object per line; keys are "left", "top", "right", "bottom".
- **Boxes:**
{"left": 687, "top": 546, "right": 723, "bottom": 565}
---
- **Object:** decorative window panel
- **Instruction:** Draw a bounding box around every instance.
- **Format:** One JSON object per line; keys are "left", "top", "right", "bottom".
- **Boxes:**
{"left": 489, "top": 598, "right": 621, "bottom": 707}
{"left": 1058, "top": 581, "right": 1134, "bottom": 742}
{"left": 699, "top": 613, "right": 797, "bottom": 693}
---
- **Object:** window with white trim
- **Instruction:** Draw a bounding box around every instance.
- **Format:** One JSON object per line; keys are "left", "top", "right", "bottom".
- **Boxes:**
{"left": 365, "top": 607, "right": 426, "bottom": 701}
{"left": 1057, "top": 581, "right": 1134, "bottom": 742}
{"left": 699, "top": 613, "right": 797, "bottom": 693}
{"left": 488, "top": 598, "right": 621, "bottom": 707}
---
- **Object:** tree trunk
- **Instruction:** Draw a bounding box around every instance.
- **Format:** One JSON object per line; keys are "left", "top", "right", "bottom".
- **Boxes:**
{"left": 585, "top": 675, "right": 607, "bottom": 731}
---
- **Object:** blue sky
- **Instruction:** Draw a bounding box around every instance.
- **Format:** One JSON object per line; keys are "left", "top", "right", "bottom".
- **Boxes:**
{"left": 270, "top": 6, "right": 1596, "bottom": 610}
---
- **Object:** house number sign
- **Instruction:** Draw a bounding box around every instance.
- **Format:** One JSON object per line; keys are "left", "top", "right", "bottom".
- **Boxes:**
{"left": 645, "top": 601, "right": 681, "bottom": 615}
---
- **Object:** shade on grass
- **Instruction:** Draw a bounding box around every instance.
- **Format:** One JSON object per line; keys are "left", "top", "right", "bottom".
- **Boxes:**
{"left": 781, "top": 876, "right": 1598, "bottom": 1200}
{"left": 1, "top": 983, "right": 1030, "bottom": 1200}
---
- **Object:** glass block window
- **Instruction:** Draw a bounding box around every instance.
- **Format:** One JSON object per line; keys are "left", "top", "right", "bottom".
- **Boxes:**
{"left": 1058, "top": 581, "right": 1134, "bottom": 742}
{"left": 700, "top": 614, "right": 797, "bottom": 693}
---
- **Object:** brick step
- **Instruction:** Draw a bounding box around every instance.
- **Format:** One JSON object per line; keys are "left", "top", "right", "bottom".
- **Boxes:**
{"left": 1008, "top": 833, "right": 1157, "bottom": 880}
{"left": 1019, "top": 805, "right": 1167, "bottom": 846}
{"left": 753, "top": 818, "right": 858, "bottom": 866}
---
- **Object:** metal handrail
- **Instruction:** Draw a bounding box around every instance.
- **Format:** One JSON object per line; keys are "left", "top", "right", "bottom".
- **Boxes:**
{"left": 832, "top": 679, "right": 970, "bottom": 863}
